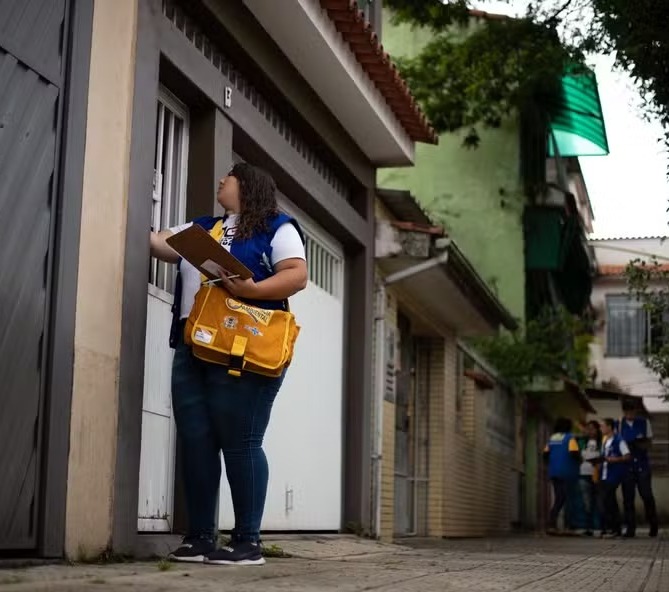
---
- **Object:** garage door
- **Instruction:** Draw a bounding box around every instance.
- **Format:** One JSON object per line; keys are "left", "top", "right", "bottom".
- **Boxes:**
{"left": 219, "top": 197, "right": 345, "bottom": 531}
{"left": 0, "top": 0, "right": 69, "bottom": 550}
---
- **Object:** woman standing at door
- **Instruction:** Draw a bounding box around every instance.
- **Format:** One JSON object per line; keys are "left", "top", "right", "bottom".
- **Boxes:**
{"left": 150, "top": 163, "right": 307, "bottom": 566}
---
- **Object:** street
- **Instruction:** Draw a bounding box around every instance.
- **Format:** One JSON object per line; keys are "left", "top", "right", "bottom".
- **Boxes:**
{"left": 1, "top": 534, "right": 666, "bottom": 591}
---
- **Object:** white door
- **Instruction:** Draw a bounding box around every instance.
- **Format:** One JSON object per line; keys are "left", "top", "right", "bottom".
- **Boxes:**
{"left": 218, "top": 199, "right": 345, "bottom": 531}
{"left": 137, "top": 88, "right": 189, "bottom": 532}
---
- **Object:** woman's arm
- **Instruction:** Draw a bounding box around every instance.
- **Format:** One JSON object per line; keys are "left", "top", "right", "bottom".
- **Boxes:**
{"left": 219, "top": 258, "right": 308, "bottom": 300}
{"left": 150, "top": 229, "right": 180, "bottom": 263}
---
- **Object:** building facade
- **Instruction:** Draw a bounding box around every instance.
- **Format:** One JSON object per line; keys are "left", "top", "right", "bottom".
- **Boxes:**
{"left": 589, "top": 237, "right": 669, "bottom": 523}
{"left": 0, "top": 0, "right": 436, "bottom": 558}
{"left": 376, "top": 7, "right": 609, "bottom": 533}
{"left": 373, "top": 191, "right": 519, "bottom": 539}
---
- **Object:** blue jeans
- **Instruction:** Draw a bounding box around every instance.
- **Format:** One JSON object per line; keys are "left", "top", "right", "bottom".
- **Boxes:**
{"left": 578, "top": 476, "right": 599, "bottom": 531}
{"left": 171, "top": 337, "right": 284, "bottom": 543}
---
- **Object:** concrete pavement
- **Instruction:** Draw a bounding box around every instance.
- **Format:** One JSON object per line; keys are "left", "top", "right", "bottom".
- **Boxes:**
{"left": 0, "top": 533, "right": 666, "bottom": 591}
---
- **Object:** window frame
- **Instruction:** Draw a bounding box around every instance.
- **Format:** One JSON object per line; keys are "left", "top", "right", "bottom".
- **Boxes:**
{"left": 149, "top": 86, "right": 190, "bottom": 298}
{"left": 605, "top": 293, "right": 649, "bottom": 358}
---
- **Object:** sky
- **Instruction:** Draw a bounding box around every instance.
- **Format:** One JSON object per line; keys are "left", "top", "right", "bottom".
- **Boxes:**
{"left": 472, "top": 1, "right": 669, "bottom": 239}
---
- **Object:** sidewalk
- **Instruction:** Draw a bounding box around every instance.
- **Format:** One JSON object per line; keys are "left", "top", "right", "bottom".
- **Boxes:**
{"left": 0, "top": 533, "right": 666, "bottom": 591}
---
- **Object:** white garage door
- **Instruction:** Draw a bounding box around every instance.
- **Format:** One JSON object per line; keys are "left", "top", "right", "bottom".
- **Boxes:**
{"left": 218, "top": 198, "right": 345, "bottom": 531}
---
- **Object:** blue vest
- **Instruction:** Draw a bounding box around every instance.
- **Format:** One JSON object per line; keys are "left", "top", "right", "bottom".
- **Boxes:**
{"left": 547, "top": 432, "right": 579, "bottom": 480}
{"left": 601, "top": 434, "right": 629, "bottom": 484}
{"left": 169, "top": 212, "right": 304, "bottom": 348}
{"left": 619, "top": 417, "right": 650, "bottom": 471}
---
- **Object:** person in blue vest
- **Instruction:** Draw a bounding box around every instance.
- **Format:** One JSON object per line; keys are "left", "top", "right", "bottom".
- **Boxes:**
{"left": 619, "top": 399, "right": 659, "bottom": 538}
{"left": 597, "top": 418, "right": 631, "bottom": 538}
{"left": 150, "top": 163, "right": 307, "bottom": 565}
{"left": 544, "top": 417, "right": 581, "bottom": 534}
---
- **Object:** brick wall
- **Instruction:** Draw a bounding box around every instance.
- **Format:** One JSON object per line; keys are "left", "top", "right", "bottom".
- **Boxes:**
{"left": 426, "top": 338, "right": 447, "bottom": 536}
{"left": 440, "top": 339, "right": 517, "bottom": 537}
{"left": 380, "top": 400, "right": 396, "bottom": 540}
{"left": 378, "top": 287, "right": 398, "bottom": 541}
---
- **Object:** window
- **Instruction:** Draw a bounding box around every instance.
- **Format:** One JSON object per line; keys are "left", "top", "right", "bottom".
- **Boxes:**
{"left": 606, "top": 294, "right": 648, "bottom": 357}
{"left": 606, "top": 294, "right": 669, "bottom": 357}
{"left": 150, "top": 88, "right": 189, "bottom": 295}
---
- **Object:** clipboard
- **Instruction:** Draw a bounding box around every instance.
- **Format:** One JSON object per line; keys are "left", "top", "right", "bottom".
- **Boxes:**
{"left": 166, "top": 224, "right": 254, "bottom": 280}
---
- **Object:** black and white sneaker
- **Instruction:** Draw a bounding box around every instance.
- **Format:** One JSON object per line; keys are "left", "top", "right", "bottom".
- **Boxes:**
{"left": 204, "top": 541, "right": 265, "bottom": 566}
{"left": 168, "top": 536, "right": 217, "bottom": 563}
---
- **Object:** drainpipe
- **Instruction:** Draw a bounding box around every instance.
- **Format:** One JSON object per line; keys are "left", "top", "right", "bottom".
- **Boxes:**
{"left": 372, "top": 246, "right": 451, "bottom": 538}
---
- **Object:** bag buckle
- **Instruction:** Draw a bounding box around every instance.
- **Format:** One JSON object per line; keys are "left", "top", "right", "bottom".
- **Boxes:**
{"left": 228, "top": 335, "right": 248, "bottom": 377}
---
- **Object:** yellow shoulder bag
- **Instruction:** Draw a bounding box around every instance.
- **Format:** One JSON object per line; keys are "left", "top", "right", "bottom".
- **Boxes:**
{"left": 183, "top": 220, "right": 300, "bottom": 377}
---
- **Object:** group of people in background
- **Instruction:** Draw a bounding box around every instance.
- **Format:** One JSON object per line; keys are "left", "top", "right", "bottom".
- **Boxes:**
{"left": 544, "top": 399, "right": 659, "bottom": 538}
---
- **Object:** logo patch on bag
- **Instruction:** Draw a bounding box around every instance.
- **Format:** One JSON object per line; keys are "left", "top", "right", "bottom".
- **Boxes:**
{"left": 223, "top": 316, "right": 238, "bottom": 329}
{"left": 194, "top": 328, "right": 214, "bottom": 344}
{"left": 226, "top": 298, "right": 273, "bottom": 326}
{"left": 244, "top": 325, "right": 263, "bottom": 337}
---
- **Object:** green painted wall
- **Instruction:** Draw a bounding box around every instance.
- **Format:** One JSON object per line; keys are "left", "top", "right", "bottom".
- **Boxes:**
{"left": 378, "top": 14, "right": 526, "bottom": 323}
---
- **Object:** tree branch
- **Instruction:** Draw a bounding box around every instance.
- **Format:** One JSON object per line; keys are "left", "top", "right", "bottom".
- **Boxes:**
{"left": 549, "top": 0, "right": 576, "bottom": 22}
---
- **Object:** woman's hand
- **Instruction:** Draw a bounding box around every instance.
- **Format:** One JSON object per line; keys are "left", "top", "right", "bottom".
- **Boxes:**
{"left": 150, "top": 230, "right": 179, "bottom": 263}
{"left": 217, "top": 258, "right": 307, "bottom": 302}
{"left": 218, "top": 274, "right": 260, "bottom": 300}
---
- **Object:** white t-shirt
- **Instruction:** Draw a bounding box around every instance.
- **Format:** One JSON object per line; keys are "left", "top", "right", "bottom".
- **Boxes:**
{"left": 170, "top": 214, "right": 305, "bottom": 318}
{"left": 580, "top": 438, "right": 600, "bottom": 477}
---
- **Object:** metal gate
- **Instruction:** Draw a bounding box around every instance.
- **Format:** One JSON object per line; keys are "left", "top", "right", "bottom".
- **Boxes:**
{"left": 138, "top": 88, "right": 189, "bottom": 532}
{"left": 0, "top": 0, "right": 70, "bottom": 550}
{"left": 393, "top": 318, "right": 430, "bottom": 537}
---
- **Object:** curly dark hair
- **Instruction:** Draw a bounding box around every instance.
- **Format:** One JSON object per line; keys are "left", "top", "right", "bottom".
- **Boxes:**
{"left": 230, "top": 162, "right": 279, "bottom": 239}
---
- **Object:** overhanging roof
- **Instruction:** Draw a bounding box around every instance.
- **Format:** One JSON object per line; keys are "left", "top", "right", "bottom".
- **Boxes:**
{"left": 376, "top": 190, "right": 517, "bottom": 333}
{"left": 242, "top": 0, "right": 436, "bottom": 165}
{"left": 564, "top": 379, "right": 598, "bottom": 414}
{"left": 378, "top": 251, "right": 517, "bottom": 335}
{"left": 377, "top": 188, "right": 432, "bottom": 225}
{"left": 549, "top": 70, "right": 609, "bottom": 157}
{"left": 585, "top": 387, "right": 649, "bottom": 416}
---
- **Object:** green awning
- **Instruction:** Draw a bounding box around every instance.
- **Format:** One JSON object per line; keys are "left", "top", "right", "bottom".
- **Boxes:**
{"left": 548, "top": 70, "right": 609, "bottom": 157}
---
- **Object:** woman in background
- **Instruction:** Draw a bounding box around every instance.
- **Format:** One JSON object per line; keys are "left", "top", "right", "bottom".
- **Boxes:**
{"left": 578, "top": 420, "right": 602, "bottom": 536}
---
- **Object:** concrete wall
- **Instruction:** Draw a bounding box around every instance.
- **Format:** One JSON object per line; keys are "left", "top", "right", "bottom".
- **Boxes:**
{"left": 65, "top": 0, "right": 138, "bottom": 558}
{"left": 377, "top": 13, "right": 525, "bottom": 323}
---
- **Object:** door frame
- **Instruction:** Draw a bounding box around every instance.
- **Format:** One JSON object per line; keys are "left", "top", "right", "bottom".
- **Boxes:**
{"left": 36, "top": 0, "right": 95, "bottom": 557}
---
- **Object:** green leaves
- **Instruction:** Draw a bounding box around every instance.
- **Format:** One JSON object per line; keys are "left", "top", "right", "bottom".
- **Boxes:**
{"left": 384, "top": 0, "right": 472, "bottom": 31}
{"left": 384, "top": 0, "right": 668, "bottom": 160}
{"left": 625, "top": 259, "right": 669, "bottom": 397}
{"left": 475, "top": 305, "right": 593, "bottom": 391}
{"left": 386, "top": 4, "right": 581, "bottom": 147}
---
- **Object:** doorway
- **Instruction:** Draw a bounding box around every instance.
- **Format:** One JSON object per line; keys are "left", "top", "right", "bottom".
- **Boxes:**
{"left": 137, "top": 87, "right": 189, "bottom": 532}
{"left": 393, "top": 316, "right": 430, "bottom": 536}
